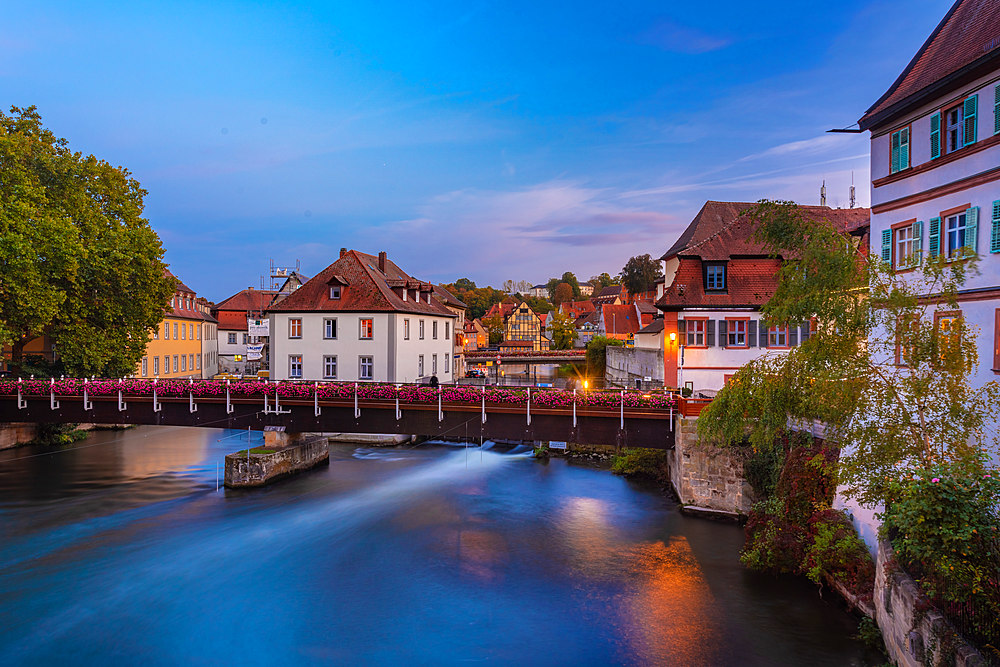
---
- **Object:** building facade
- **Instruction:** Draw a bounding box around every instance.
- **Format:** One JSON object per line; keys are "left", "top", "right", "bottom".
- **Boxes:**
{"left": 656, "top": 201, "right": 869, "bottom": 392}
{"left": 434, "top": 285, "right": 468, "bottom": 378}
{"left": 139, "top": 271, "right": 218, "bottom": 379}
{"left": 270, "top": 250, "right": 457, "bottom": 383}
{"left": 213, "top": 288, "right": 278, "bottom": 376}
{"left": 859, "top": 0, "right": 1000, "bottom": 387}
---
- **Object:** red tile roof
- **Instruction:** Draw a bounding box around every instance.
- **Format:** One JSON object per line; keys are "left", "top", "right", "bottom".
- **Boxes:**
{"left": 657, "top": 257, "right": 785, "bottom": 310}
{"left": 601, "top": 304, "right": 642, "bottom": 335}
{"left": 214, "top": 289, "right": 279, "bottom": 314}
{"left": 560, "top": 300, "right": 596, "bottom": 319}
{"left": 661, "top": 201, "right": 870, "bottom": 261}
{"left": 269, "top": 250, "right": 455, "bottom": 317}
{"left": 860, "top": 0, "right": 1000, "bottom": 129}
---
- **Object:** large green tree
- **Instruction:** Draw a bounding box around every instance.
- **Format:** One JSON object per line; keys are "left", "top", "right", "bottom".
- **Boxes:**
{"left": 620, "top": 254, "right": 662, "bottom": 297}
{"left": 0, "top": 106, "right": 174, "bottom": 376}
{"left": 549, "top": 311, "right": 578, "bottom": 350}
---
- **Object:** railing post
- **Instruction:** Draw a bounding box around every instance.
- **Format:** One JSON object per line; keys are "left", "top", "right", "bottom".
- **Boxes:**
{"left": 50, "top": 377, "right": 60, "bottom": 410}
{"left": 314, "top": 382, "right": 321, "bottom": 417}
{"left": 526, "top": 387, "right": 531, "bottom": 426}
{"left": 226, "top": 378, "right": 233, "bottom": 414}
{"left": 118, "top": 379, "right": 127, "bottom": 412}
{"left": 620, "top": 390, "right": 624, "bottom": 430}
{"left": 354, "top": 382, "right": 361, "bottom": 419}
{"left": 83, "top": 378, "right": 93, "bottom": 411}
{"left": 395, "top": 384, "right": 402, "bottom": 420}
{"left": 572, "top": 388, "right": 577, "bottom": 428}
{"left": 438, "top": 385, "right": 444, "bottom": 422}
{"left": 17, "top": 378, "right": 26, "bottom": 410}
{"left": 152, "top": 377, "right": 161, "bottom": 412}
{"left": 481, "top": 385, "right": 487, "bottom": 424}
{"left": 189, "top": 377, "right": 198, "bottom": 413}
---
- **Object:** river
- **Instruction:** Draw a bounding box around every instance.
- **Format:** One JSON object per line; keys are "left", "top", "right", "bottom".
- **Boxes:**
{"left": 0, "top": 426, "right": 880, "bottom": 665}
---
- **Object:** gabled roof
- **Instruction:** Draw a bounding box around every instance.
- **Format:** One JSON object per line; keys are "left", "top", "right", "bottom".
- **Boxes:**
{"left": 601, "top": 304, "right": 642, "bottom": 335}
{"left": 433, "top": 284, "right": 468, "bottom": 309}
{"left": 637, "top": 318, "right": 664, "bottom": 335}
{"left": 269, "top": 250, "right": 455, "bottom": 317}
{"left": 214, "top": 289, "right": 279, "bottom": 313}
{"left": 560, "top": 300, "right": 596, "bottom": 319}
{"left": 860, "top": 0, "right": 1000, "bottom": 130}
{"left": 660, "top": 201, "right": 870, "bottom": 262}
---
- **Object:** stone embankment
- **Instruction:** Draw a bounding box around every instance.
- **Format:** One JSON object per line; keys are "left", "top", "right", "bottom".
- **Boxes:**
{"left": 225, "top": 432, "right": 329, "bottom": 488}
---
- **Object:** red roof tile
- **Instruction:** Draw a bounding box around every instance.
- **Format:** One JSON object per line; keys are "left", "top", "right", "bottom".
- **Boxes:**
{"left": 601, "top": 304, "right": 642, "bottom": 335}
{"left": 860, "top": 0, "right": 1000, "bottom": 129}
{"left": 214, "top": 289, "right": 279, "bottom": 314}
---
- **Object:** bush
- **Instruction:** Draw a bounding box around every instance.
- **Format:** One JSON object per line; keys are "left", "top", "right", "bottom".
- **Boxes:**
{"left": 32, "top": 423, "right": 86, "bottom": 446}
{"left": 743, "top": 446, "right": 784, "bottom": 500}
{"left": 611, "top": 448, "right": 668, "bottom": 483}
{"left": 802, "top": 509, "right": 875, "bottom": 600}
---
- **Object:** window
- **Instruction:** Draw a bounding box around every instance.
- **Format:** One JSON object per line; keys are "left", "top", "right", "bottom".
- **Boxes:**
{"left": 433, "top": 321, "right": 438, "bottom": 339}
{"left": 768, "top": 326, "right": 788, "bottom": 348}
{"left": 164, "top": 322, "right": 170, "bottom": 340}
{"left": 935, "top": 311, "right": 964, "bottom": 359}
{"left": 404, "top": 319, "right": 410, "bottom": 340}
{"left": 359, "top": 356, "right": 373, "bottom": 380}
{"left": 432, "top": 354, "right": 438, "bottom": 374}
{"left": 324, "top": 318, "right": 337, "bottom": 339}
{"left": 445, "top": 322, "right": 450, "bottom": 340}
{"left": 181, "top": 355, "right": 187, "bottom": 372}
{"left": 181, "top": 323, "right": 186, "bottom": 340}
{"left": 189, "top": 354, "right": 194, "bottom": 372}
{"left": 359, "top": 318, "right": 373, "bottom": 340}
{"left": 153, "top": 356, "right": 160, "bottom": 376}
{"left": 890, "top": 126, "right": 910, "bottom": 173}
{"left": 173, "top": 323, "right": 178, "bottom": 339}
{"left": 726, "top": 319, "right": 748, "bottom": 348}
{"left": 141, "top": 357, "right": 148, "bottom": 376}
{"left": 197, "top": 324, "right": 202, "bottom": 340}
{"left": 892, "top": 220, "right": 922, "bottom": 269}
{"left": 289, "top": 318, "right": 302, "bottom": 338}
{"left": 946, "top": 212, "right": 968, "bottom": 257}
{"left": 329, "top": 286, "right": 341, "bottom": 299}
{"left": 196, "top": 354, "right": 201, "bottom": 370}
{"left": 419, "top": 320, "right": 425, "bottom": 339}
{"left": 418, "top": 354, "right": 424, "bottom": 376}
{"left": 945, "top": 103, "right": 964, "bottom": 154}
{"left": 173, "top": 355, "right": 179, "bottom": 373}
{"left": 163, "top": 356, "right": 169, "bottom": 374}
{"left": 243, "top": 333, "right": 249, "bottom": 345}
{"left": 705, "top": 264, "right": 726, "bottom": 291}
{"left": 685, "top": 319, "right": 706, "bottom": 347}
{"left": 189, "top": 324, "right": 194, "bottom": 339}
{"left": 289, "top": 355, "right": 303, "bottom": 378}
{"left": 323, "top": 355, "right": 337, "bottom": 379}
{"left": 228, "top": 332, "right": 237, "bottom": 345}
{"left": 445, "top": 353, "right": 450, "bottom": 373}
{"left": 994, "top": 309, "right": 1000, "bottom": 372}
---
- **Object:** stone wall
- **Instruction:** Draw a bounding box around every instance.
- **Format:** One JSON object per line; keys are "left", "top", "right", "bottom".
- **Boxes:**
{"left": 606, "top": 346, "right": 664, "bottom": 388}
{"left": 668, "top": 417, "right": 754, "bottom": 515}
{"left": 0, "top": 422, "right": 37, "bottom": 449}
{"left": 225, "top": 436, "right": 329, "bottom": 488}
{"left": 875, "top": 537, "right": 986, "bottom": 667}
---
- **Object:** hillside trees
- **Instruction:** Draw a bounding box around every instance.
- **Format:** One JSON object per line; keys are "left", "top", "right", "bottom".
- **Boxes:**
{"left": 0, "top": 106, "right": 174, "bottom": 376}
{"left": 620, "top": 254, "right": 662, "bottom": 296}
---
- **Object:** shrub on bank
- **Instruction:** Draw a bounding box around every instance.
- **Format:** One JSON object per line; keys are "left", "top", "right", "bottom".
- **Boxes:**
{"left": 611, "top": 448, "right": 669, "bottom": 483}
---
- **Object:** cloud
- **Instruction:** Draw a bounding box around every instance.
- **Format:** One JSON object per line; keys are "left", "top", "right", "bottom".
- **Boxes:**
{"left": 738, "top": 134, "right": 845, "bottom": 162}
{"left": 636, "top": 19, "right": 731, "bottom": 54}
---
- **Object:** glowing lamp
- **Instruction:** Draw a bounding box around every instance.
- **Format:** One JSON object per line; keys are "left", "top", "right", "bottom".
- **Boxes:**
{"left": 669, "top": 332, "right": 677, "bottom": 342}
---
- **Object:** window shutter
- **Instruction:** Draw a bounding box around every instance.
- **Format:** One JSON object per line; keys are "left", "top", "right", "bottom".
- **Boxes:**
{"left": 706, "top": 320, "right": 715, "bottom": 347}
{"left": 964, "top": 94, "right": 978, "bottom": 145}
{"left": 800, "top": 321, "right": 811, "bottom": 343}
{"left": 995, "top": 84, "right": 1000, "bottom": 135}
{"left": 929, "top": 217, "right": 941, "bottom": 258}
{"left": 899, "top": 127, "right": 909, "bottom": 170}
{"left": 719, "top": 320, "right": 728, "bottom": 347}
{"left": 930, "top": 112, "right": 941, "bottom": 159}
{"left": 913, "top": 220, "right": 924, "bottom": 265}
{"left": 881, "top": 229, "right": 892, "bottom": 263}
{"left": 748, "top": 319, "right": 757, "bottom": 347}
{"left": 678, "top": 319, "right": 687, "bottom": 338}
{"left": 991, "top": 201, "right": 1000, "bottom": 254}
{"left": 890, "top": 130, "right": 900, "bottom": 174}
{"left": 995, "top": 309, "right": 1000, "bottom": 371}
{"left": 789, "top": 325, "right": 798, "bottom": 347}
{"left": 965, "top": 206, "right": 979, "bottom": 252}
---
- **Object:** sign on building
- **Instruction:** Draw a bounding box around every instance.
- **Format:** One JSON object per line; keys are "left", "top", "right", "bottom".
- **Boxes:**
{"left": 247, "top": 319, "right": 270, "bottom": 336}
{"left": 246, "top": 344, "right": 264, "bottom": 361}
{"left": 548, "top": 441, "right": 568, "bottom": 450}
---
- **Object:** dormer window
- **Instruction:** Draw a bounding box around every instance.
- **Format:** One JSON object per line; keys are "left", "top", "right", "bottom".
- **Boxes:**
{"left": 330, "top": 286, "right": 341, "bottom": 299}
{"left": 705, "top": 263, "right": 726, "bottom": 291}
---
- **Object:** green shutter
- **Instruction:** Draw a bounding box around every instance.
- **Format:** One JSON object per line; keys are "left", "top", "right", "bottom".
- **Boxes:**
{"left": 890, "top": 130, "right": 900, "bottom": 173}
{"left": 930, "top": 112, "right": 941, "bottom": 159}
{"left": 964, "top": 94, "right": 978, "bottom": 145}
{"left": 881, "top": 229, "right": 892, "bottom": 263}
{"left": 899, "top": 127, "right": 909, "bottom": 170}
{"left": 929, "top": 217, "right": 941, "bottom": 258}
{"left": 965, "top": 206, "right": 979, "bottom": 252}
{"left": 913, "top": 220, "right": 923, "bottom": 265}
{"left": 991, "top": 201, "right": 1000, "bottom": 253}
{"left": 995, "top": 84, "right": 1000, "bottom": 135}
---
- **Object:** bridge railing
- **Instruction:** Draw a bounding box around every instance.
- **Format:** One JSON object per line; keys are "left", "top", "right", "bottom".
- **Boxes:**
{"left": 0, "top": 377, "right": 679, "bottom": 412}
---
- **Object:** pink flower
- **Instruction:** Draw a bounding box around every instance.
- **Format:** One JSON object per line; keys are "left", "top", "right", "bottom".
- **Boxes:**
{"left": 931, "top": 478, "right": 940, "bottom": 483}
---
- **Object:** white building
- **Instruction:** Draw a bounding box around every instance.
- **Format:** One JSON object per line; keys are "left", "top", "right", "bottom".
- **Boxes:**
{"left": 269, "top": 250, "right": 457, "bottom": 383}
{"left": 859, "top": 0, "right": 1000, "bottom": 388}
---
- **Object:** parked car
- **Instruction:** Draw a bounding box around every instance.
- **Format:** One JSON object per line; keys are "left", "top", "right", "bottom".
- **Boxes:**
{"left": 465, "top": 368, "right": 486, "bottom": 378}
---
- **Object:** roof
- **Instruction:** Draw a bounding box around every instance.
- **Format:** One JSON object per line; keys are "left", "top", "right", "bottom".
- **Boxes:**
{"left": 214, "top": 289, "right": 279, "bottom": 314}
{"left": 269, "top": 250, "right": 455, "bottom": 317}
{"left": 638, "top": 318, "right": 664, "bottom": 335}
{"left": 531, "top": 284, "right": 547, "bottom": 290}
{"left": 560, "top": 300, "right": 596, "bottom": 319}
{"left": 596, "top": 285, "right": 622, "bottom": 298}
{"left": 433, "top": 284, "right": 468, "bottom": 309}
{"left": 660, "top": 201, "right": 870, "bottom": 261}
{"left": 636, "top": 301, "right": 658, "bottom": 315}
{"left": 656, "top": 257, "right": 785, "bottom": 310}
{"left": 500, "top": 340, "right": 535, "bottom": 348}
{"left": 860, "top": 0, "right": 1000, "bottom": 130}
{"left": 576, "top": 310, "right": 600, "bottom": 327}
{"left": 601, "top": 304, "right": 642, "bottom": 335}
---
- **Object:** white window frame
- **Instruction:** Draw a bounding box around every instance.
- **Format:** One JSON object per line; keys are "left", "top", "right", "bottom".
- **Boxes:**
{"left": 289, "top": 355, "right": 303, "bottom": 378}
{"left": 727, "top": 320, "right": 748, "bottom": 348}
{"left": 433, "top": 321, "right": 438, "bottom": 339}
{"left": 685, "top": 320, "right": 705, "bottom": 346}
{"left": 323, "top": 355, "right": 337, "bottom": 379}
{"left": 153, "top": 356, "right": 160, "bottom": 376}
{"left": 359, "top": 355, "right": 373, "bottom": 380}
{"left": 418, "top": 354, "right": 424, "bottom": 376}
{"left": 404, "top": 318, "right": 410, "bottom": 340}
{"left": 324, "top": 318, "right": 338, "bottom": 340}
{"left": 289, "top": 318, "right": 302, "bottom": 339}
{"left": 896, "top": 224, "right": 916, "bottom": 269}
{"left": 946, "top": 213, "right": 968, "bottom": 257}
{"left": 228, "top": 332, "right": 237, "bottom": 345}
{"left": 359, "top": 318, "right": 374, "bottom": 340}
{"left": 141, "top": 357, "right": 148, "bottom": 376}
{"left": 419, "top": 320, "right": 425, "bottom": 340}
{"left": 445, "top": 353, "right": 450, "bottom": 373}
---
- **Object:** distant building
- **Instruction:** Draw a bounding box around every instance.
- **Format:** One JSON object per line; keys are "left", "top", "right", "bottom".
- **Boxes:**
{"left": 591, "top": 285, "right": 625, "bottom": 306}
{"left": 139, "top": 270, "right": 218, "bottom": 379}
{"left": 606, "top": 317, "right": 664, "bottom": 389}
{"left": 578, "top": 282, "right": 594, "bottom": 297}
{"left": 528, "top": 284, "right": 549, "bottom": 298}
{"left": 434, "top": 284, "right": 468, "bottom": 378}
{"left": 487, "top": 299, "right": 550, "bottom": 351}
{"left": 196, "top": 297, "right": 219, "bottom": 378}
{"left": 598, "top": 303, "right": 643, "bottom": 342}
{"left": 269, "top": 250, "right": 457, "bottom": 383}
{"left": 575, "top": 310, "right": 600, "bottom": 348}
{"left": 212, "top": 288, "right": 278, "bottom": 376}
{"left": 560, "top": 300, "right": 596, "bottom": 320}
{"left": 463, "top": 319, "right": 488, "bottom": 351}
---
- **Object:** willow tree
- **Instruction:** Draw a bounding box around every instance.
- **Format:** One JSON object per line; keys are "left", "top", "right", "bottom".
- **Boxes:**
{"left": 697, "top": 200, "right": 1000, "bottom": 507}
{"left": 0, "top": 106, "right": 174, "bottom": 376}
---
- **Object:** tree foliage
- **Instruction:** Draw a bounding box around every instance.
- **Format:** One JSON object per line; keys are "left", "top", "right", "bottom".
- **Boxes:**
{"left": 0, "top": 106, "right": 174, "bottom": 376}
{"left": 552, "top": 282, "right": 574, "bottom": 306}
{"left": 546, "top": 272, "right": 581, "bottom": 300}
{"left": 441, "top": 281, "right": 506, "bottom": 321}
{"left": 620, "top": 254, "right": 662, "bottom": 297}
{"left": 585, "top": 335, "right": 623, "bottom": 380}
{"left": 481, "top": 313, "right": 505, "bottom": 345}
{"left": 589, "top": 272, "right": 617, "bottom": 289}
{"left": 697, "top": 200, "right": 1000, "bottom": 508}
{"left": 549, "top": 310, "right": 578, "bottom": 350}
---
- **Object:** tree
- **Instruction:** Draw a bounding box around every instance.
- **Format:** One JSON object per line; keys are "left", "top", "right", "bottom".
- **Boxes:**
{"left": 552, "top": 282, "right": 574, "bottom": 307}
{"left": 0, "top": 106, "right": 174, "bottom": 376}
{"left": 697, "top": 200, "right": 1000, "bottom": 508}
{"left": 586, "top": 335, "right": 623, "bottom": 381}
{"left": 454, "top": 277, "right": 476, "bottom": 292}
{"left": 482, "top": 313, "right": 505, "bottom": 345}
{"left": 550, "top": 311, "right": 578, "bottom": 350}
{"left": 519, "top": 294, "right": 552, "bottom": 314}
{"left": 620, "top": 254, "right": 662, "bottom": 297}
{"left": 514, "top": 280, "right": 532, "bottom": 293}
{"left": 590, "top": 273, "right": 617, "bottom": 289}
{"left": 560, "top": 272, "right": 581, "bottom": 299}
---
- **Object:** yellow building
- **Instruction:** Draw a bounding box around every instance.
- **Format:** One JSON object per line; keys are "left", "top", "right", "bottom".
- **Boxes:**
{"left": 137, "top": 271, "right": 218, "bottom": 379}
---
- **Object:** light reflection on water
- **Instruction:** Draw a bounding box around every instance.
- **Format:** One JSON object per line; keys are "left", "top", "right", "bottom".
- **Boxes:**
{"left": 0, "top": 427, "right": 878, "bottom": 665}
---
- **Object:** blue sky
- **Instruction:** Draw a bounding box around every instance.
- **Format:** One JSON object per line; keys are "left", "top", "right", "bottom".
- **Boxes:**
{"left": 3, "top": 1, "right": 953, "bottom": 300}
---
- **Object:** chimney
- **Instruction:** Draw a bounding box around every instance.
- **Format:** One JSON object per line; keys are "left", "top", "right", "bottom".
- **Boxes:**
{"left": 340, "top": 247, "right": 347, "bottom": 258}
{"left": 378, "top": 251, "right": 387, "bottom": 272}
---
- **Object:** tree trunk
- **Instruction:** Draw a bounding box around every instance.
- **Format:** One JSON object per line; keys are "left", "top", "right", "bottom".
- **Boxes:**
{"left": 9, "top": 338, "right": 26, "bottom": 377}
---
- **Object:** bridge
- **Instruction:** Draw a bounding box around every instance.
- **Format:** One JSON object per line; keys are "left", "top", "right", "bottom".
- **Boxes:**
{"left": 0, "top": 378, "right": 701, "bottom": 450}
{"left": 464, "top": 350, "right": 587, "bottom": 365}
